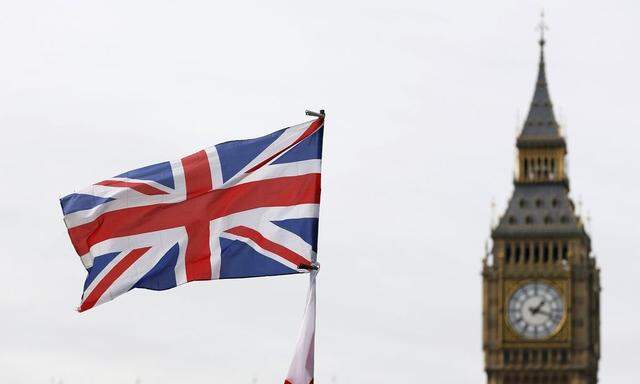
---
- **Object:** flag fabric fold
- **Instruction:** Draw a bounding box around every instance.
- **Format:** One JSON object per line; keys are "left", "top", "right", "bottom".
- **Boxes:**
{"left": 285, "top": 269, "right": 317, "bottom": 384}
{"left": 60, "top": 118, "right": 323, "bottom": 312}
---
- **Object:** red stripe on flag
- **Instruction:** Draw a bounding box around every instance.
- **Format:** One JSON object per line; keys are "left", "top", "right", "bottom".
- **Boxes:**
{"left": 181, "top": 150, "right": 213, "bottom": 280}
{"left": 185, "top": 223, "right": 212, "bottom": 281}
{"left": 225, "top": 226, "right": 310, "bottom": 268}
{"left": 68, "top": 173, "right": 321, "bottom": 257}
{"left": 79, "top": 247, "right": 150, "bottom": 312}
{"left": 96, "top": 180, "right": 168, "bottom": 195}
{"left": 245, "top": 119, "right": 323, "bottom": 174}
{"left": 181, "top": 150, "right": 213, "bottom": 199}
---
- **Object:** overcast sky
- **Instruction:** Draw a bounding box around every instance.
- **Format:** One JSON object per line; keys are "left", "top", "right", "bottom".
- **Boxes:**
{"left": 1, "top": 1, "right": 639, "bottom": 383}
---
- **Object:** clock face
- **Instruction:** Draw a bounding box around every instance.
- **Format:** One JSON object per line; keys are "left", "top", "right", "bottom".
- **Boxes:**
{"left": 507, "top": 281, "right": 565, "bottom": 340}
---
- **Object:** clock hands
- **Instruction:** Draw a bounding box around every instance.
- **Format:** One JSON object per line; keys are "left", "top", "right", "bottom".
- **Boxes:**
{"left": 528, "top": 300, "right": 546, "bottom": 315}
{"left": 508, "top": 283, "right": 564, "bottom": 339}
{"left": 537, "top": 309, "right": 553, "bottom": 317}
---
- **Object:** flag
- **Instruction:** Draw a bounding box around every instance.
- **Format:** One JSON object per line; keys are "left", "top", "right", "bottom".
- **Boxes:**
{"left": 60, "top": 118, "right": 323, "bottom": 312}
{"left": 284, "top": 270, "right": 317, "bottom": 384}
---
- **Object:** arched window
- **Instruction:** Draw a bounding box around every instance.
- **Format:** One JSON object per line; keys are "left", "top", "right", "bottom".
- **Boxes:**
{"left": 533, "top": 243, "right": 540, "bottom": 263}
{"left": 524, "top": 158, "right": 529, "bottom": 177}
{"left": 537, "top": 158, "right": 542, "bottom": 178}
{"left": 562, "top": 243, "right": 568, "bottom": 261}
{"left": 560, "top": 350, "right": 568, "bottom": 364}
{"left": 543, "top": 243, "right": 549, "bottom": 263}
{"left": 553, "top": 244, "right": 559, "bottom": 262}
{"left": 505, "top": 244, "right": 512, "bottom": 263}
{"left": 524, "top": 244, "right": 530, "bottom": 263}
{"left": 515, "top": 244, "right": 521, "bottom": 263}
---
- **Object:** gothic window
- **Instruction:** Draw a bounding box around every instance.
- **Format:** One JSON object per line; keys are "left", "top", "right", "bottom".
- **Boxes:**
{"left": 536, "top": 157, "right": 542, "bottom": 179}
{"left": 543, "top": 243, "right": 549, "bottom": 262}
{"left": 560, "top": 350, "right": 568, "bottom": 364}
{"left": 530, "top": 159, "right": 535, "bottom": 178}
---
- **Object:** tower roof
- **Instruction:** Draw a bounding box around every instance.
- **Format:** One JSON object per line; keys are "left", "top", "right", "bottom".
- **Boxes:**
{"left": 494, "top": 31, "right": 589, "bottom": 244}
{"left": 492, "top": 183, "right": 588, "bottom": 244}
{"left": 517, "top": 38, "right": 566, "bottom": 149}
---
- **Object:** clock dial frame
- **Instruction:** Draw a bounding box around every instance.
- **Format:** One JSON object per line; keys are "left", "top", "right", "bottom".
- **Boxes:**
{"left": 507, "top": 281, "right": 566, "bottom": 340}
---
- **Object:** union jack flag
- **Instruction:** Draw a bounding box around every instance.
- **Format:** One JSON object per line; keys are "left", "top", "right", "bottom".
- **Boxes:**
{"left": 60, "top": 118, "right": 323, "bottom": 312}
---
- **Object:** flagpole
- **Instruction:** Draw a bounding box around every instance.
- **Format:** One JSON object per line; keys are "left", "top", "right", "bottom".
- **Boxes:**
{"left": 307, "top": 108, "right": 322, "bottom": 381}
{"left": 284, "top": 110, "right": 324, "bottom": 384}
{"left": 305, "top": 109, "right": 325, "bottom": 118}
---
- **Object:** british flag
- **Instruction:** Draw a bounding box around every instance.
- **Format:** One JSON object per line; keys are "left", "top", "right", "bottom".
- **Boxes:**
{"left": 60, "top": 118, "right": 323, "bottom": 312}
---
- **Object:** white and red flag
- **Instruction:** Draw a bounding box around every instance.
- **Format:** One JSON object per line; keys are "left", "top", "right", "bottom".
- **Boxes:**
{"left": 60, "top": 117, "right": 323, "bottom": 312}
{"left": 285, "top": 269, "right": 317, "bottom": 384}
{"left": 59, "top": 115, "right": 324, "bottom": 381}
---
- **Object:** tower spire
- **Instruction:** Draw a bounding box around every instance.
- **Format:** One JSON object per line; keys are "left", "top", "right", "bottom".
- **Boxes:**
{"left": 517, "top": 12, "right": 564, "bottom": 148}
{"left": 536, "top": 11, "right": 548, "bottom": 67}
{"left": 537, "top": 10, "right": 548, "bottom": 46}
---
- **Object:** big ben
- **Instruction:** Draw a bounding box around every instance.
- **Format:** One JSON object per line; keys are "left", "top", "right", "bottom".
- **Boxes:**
{"left": 482, "top": 31, "right": 601, "bottom": 383}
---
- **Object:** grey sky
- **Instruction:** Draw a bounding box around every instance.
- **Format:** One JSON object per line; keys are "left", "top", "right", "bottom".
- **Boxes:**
{"left": 1, "top": 1, "right": 638, "bottom": 383}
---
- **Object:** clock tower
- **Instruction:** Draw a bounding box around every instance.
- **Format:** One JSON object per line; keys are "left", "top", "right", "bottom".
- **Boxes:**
{"left": 482, "top": 34, "right": 601, "bottom": 383}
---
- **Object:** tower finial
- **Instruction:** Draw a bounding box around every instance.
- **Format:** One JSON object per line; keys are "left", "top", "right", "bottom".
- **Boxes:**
{"left": 537, "top": 10, "right": 548, "bottom": 46}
